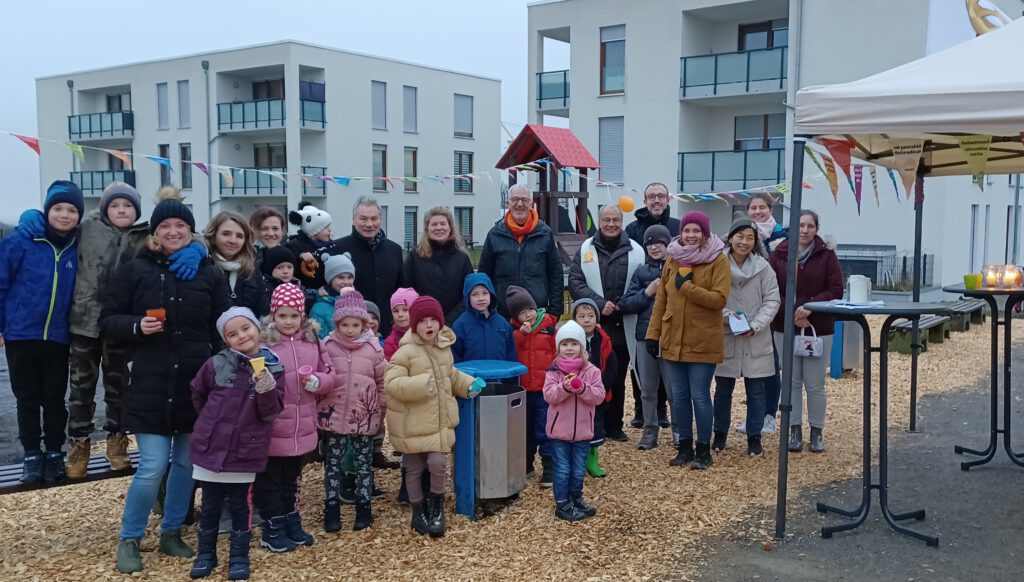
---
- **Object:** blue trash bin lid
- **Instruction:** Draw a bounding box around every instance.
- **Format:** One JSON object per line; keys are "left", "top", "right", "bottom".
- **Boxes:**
{"left": 454, "top": 360, "right": 527, "bottom": 381}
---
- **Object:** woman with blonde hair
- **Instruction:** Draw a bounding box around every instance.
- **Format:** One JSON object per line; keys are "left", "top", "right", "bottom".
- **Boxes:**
{"left": 204, "top": 211, "right": 269, "bottom": 316}
{"left": 403, "top": 207, "right": 473, "bottom": 325}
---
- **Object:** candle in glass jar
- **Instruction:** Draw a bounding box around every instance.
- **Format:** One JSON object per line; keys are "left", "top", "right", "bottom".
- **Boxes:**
{"left": 1003, "top": 265, "right": 1023, "bottom": 288}
{"left": 984, "top": 265, "right": 999, "bottom": 287}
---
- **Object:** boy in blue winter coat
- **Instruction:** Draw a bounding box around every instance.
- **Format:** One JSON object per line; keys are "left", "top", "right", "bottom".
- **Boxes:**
{"left": 310, "top": 253, "right": 355, "bottom": 338}
{"left": 451, "top": 272, "right": 517, "bottom": 363}
{"left": 0, "top": 180, "right": 84, "bottom": 484}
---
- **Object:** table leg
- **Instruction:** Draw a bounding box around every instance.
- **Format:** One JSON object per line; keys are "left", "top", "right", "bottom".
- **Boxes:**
{"left": 956, "top": 295, "right": 999, "bottom": 469}
{"left": 1001, "top": 296, "right": 1024, "bottom": 466}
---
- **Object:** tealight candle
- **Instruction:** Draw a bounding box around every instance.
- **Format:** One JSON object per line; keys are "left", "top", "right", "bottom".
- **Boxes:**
{"left": 1002, "top": 265, "right": 1022, "bottom": 288}
{"left": 983, "top": 265, "right": 1000, "bottom": 287}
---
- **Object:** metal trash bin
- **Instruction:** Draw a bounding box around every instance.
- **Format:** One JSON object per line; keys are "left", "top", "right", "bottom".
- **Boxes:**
{"left": 474, "top": 383, "right": 526, "bottom": 499}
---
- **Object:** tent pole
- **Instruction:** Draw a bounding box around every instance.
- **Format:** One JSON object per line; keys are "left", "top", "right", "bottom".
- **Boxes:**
{"left": 1013, "top": 174, "right": 1021, "bottom": 265}
{"left": 909, "top": 169, "right": 925, "bottom": 432}
{"left": 775, "top": 137, "right": 806, "bottom": 540}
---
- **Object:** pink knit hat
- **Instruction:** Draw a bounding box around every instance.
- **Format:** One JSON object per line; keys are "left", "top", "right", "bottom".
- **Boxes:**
{"left": 270, "top": 283, "right": 305, "bottom": 315}
{"left": 390, "top": 287, "right": 420, "bottom": 310}
{"left": 333, "top": 289, "right": 369, "bottom": 323}
{"left": 680, "top": 210, "right": 711, "bottom": 237}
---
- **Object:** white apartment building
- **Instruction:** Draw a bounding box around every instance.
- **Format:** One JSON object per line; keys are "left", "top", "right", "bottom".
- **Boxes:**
{"left": 36, "top": 41, "right": 501, "bottom": 249}
{"left": 527, "top": 0, "right": 1023, "bottom": 295}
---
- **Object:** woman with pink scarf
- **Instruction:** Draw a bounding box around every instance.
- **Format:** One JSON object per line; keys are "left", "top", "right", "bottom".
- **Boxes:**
{"left": 645, "top": 211, "right": 730, "bottom": 471}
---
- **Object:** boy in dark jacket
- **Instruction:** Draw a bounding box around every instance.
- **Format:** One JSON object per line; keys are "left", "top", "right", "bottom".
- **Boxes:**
{"left": 451, "top": 273, "right": 516, "bottom": 364}
{"left": 261, "top": 245, "right": 302, "bottom": 294}
{"left": 0, "top": 180, "right": 83, "bottom": 484}
{"left": 572, "top": 298, "right": 617, "bottom": 478}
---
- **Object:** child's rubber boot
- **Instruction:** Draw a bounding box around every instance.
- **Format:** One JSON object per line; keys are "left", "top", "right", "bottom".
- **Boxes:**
{"left": 585, "top": 447, "right": 607, "bottom": 478}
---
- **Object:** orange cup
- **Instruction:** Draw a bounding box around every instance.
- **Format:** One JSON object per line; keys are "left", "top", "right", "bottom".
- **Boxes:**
{"left": 146, "top": 308, "right": 166, "bottom": 323}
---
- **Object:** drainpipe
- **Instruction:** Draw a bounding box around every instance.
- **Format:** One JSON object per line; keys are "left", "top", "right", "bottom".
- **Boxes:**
{"left": 202, "top": 60, "right": 213, "bottom": 218}
{"left": 67, "top": 79, "right": 76, "bottom": 172}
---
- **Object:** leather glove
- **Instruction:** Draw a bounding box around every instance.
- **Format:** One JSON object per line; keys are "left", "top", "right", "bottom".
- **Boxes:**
{"left": 17, "top": 209, "right": 45, "bottom": 238}
{"left": 303, "top": 375, "right": 320, "bottom": 393}
{"left": 169, "top": 242, "right": 207, "bottom": 281}
{"left": 646, "top": 339, "right": 660, "bottom": 357}
{"left": 254, "top": 370, "right": 276, "bottom": 394}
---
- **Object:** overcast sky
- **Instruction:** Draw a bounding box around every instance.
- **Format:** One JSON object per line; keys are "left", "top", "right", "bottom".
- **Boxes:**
{"left": 0, "top": 0, "right": 568, "bottom": 222}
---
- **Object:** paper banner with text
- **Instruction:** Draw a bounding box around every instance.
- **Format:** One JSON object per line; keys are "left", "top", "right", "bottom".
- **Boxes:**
{"left": 822, "top": 155, "right": 839, "bottom": 203}
{"left": 869, "top": 166, "right": 879, "bottom": 207}
{"left": 852, "top": 165, "right": 863, "bottom": 215}
{"left": 820, "top": 138, "right": 855, "bottom": 190}
{"left": 889, "top": 140, "right": 924, "bottom": 200}
{"left": 955, "top": 134, "right": 993, "bottom": 189}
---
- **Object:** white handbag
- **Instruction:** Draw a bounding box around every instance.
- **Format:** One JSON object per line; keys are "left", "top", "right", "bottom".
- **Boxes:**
{"left": 794, "top": 325, "right": 824, "bottom": 358}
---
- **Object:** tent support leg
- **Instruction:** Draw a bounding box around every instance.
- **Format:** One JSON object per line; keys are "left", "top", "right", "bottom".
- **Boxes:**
{"left": 909, "top": 170, "right": 924, "bottom": 432}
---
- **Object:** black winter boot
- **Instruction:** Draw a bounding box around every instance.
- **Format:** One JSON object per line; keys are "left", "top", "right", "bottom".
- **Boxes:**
{"left": 20, "top": 452, "right": 43, "bottom": 484}
{"left": 410, "top": 501, "right": 431, "bottom": 536}
{"left": 572, "top": 496, "right": 597, "bottom": 518}
{"left": 259, "top": 515, "right": 296, "bottom": 553}
{"left": 555, "top": 500, "right": 586, "bottom": 522}
{"left": 711, "top": 431, "right": 728, "bottom": 452}
{"left": 670, "top": 438, "right": 694, "bottom": 467}
{"left": 372, "top": 451, "right": 400, "bottom": 470}
{"left": 691, "top": 441, "right": 713, "bottom": 470}
{"left": 43, "top": 451, "right": 66, "bottom": 484}
{"left": 227, "top": 530, "right": 251, "bottom": 580}
{"left": 788, "top": 425, "right": 804, "bottom": 452}
{"left": 354, "top": 501, "right": 373, "bottom": 531}
{"left": 427, "top": 492, "right": 446, "bottom": 538}
{"left": 189, "top": 528, "right": 218, "bottom": 579}
{"left": 747, "top": 436, "right": 764, "bottom": 457}
{"left": 284, "top": 511, "right": 314, "bottom": 547}
{"left": 323, "top": 501, "right": 342, "bottom": 533}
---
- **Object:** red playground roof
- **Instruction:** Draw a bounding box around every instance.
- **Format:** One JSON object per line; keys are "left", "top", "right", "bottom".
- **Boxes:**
{"left": 496, "top": 124, "right": 600, "bottom": 170}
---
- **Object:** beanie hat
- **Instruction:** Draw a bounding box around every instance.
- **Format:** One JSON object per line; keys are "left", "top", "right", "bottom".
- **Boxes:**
{"left": 288, "top": 201, "right": 332, "bottom": 238}
{"left": 365, "top": 301, "right": 381, "bottom": 322}
{"left": 149, "top": 188, "right": 195, "bottom": 234}
{"left": 261, "top": 245, "right": 297, "bottom": 278}
{"left": 505, "top": 285, "right": 537, "bottom": 318}
{"left": 99, "top": 181, "right": 142, "bottom": 219}
{"left": 270, "top": 283, "right": 305, "bottom": 315}
{"left": 571, "top": 298, "right": 601, "bottom": 323}
{"left": 556, "top": 320, "right": 587, "bottom": 348}
{"left": 409, "top": 296, "right": 444, "bottom": 330}
{"left": 324, "top": 253, "right": 355, "bottom": 285}
{"left": 390, "top": 287, "right": 420, "bottom": 310}
{"left": 680, "top": 210, "right": 711, "bottom": 238}
{"left": 643, "top": 224, "right": 671, "bottom": 247}
{"left": 216, "top": 306, "right": 261, "bottom": 340}
{"left": 727, "top": 212, "right": 757, "bottom": 240}
{"left": 333, "top": 289, "right": 369, "bottom": 323}
{"left": 44, "top": 180, "right": 85, "bottom": 221}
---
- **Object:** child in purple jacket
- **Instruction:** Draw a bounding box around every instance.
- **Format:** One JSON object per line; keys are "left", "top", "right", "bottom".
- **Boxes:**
{"left": 189, "top": 307, "right": 284, "bottom": 581}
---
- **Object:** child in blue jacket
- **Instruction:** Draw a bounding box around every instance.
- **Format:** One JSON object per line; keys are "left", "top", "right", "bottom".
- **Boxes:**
{"left": 0, "top": 180, "right": 84, "bottom": 484}
{"left": 451, "top": 272, "right": 516, "bottom": 364}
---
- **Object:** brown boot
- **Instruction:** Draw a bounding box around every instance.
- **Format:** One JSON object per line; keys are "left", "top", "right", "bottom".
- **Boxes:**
{"left": 66, "top": 437, "right": 90, "bottom": 479}
{"left": 107, "top": 433, "right": 132, "bottom": 471}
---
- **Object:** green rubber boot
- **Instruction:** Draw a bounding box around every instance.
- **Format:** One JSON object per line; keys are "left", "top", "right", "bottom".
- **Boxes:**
{"left": 585, "top": 447, "right": 606, "bottom": 478}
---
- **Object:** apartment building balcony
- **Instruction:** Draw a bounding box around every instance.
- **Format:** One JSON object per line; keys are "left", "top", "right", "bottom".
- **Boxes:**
{"left": 679, "top": 47, "right": 787, "bottom": 103}
{"left": 300, "top": 100, "right": 325, "bottom": 129}
{"left": 302, "top": 165, "right": 327, "bottom": 196}
{"left": 220, "top": 167, "right": 286, "bottom": 196}
{"left": 68, "top": 111, "right": 134, "bottom": 142}
{"left": 678, "top": 148, "right": 783, "bottom": 192}
{"left": 69, "top": 170, "right": 136, "bottom": 196}
{"left": 217, "top": 99, "right": 285, "bottom": 132}
{"left": 536, "top": 70, "right": 570, "bottom": 116}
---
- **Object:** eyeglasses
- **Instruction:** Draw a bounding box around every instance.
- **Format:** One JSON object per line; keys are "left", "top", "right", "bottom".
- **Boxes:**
{"left": 509, "top": 197, "right": 532, "bottom": 205}
{"left": 600, "top": 217, "right": 623, "bottom": 224}
{"left": 645, "top": 193, "right": 668, "bottom": 201}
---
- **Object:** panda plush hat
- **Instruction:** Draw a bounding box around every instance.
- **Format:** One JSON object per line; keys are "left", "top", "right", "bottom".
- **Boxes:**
{"left": 288, "top": 201, "right": 332, "bottom": 238}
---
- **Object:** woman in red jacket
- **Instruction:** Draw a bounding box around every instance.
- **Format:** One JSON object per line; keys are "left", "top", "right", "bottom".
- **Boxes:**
{"left": 769, "top": 210, "right": 843, "bottom": 454}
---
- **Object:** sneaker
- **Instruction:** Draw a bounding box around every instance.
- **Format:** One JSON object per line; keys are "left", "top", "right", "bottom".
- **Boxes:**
{"left": 763, "top": 415, "right": 777, "bottom": 434}
{"left": 711, "top": 431, "right": 727, "bottom": 452}
{"left": 43, "top": 451, "right": 66, "bottom": 484}
{"left": 747, "top": 436, "right": 764, "bottom": 457}
{"left": 572, "top": 497, "right": 597, "bottom": 518}
{"left": 637, "top": 429, "right": 659, "bottom": 451}
{"left": 20, "top": 452, "right": 44, "bottom": 484}
{"left": 630, "top": 416, "right": 643, "bottom": 429}
{"left": 159, "top": 529, "right": 195, "bottom": 558}
{"left": 116, "top": 538, "right": 143, "bottom": 574}
{"left": 554, "top": 500, "right": 586, "bottom": 522}
{"left": 66, "top": 437, "right": 91, "bottom": 479}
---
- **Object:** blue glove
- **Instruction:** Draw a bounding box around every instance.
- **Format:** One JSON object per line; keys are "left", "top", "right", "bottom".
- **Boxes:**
{"left": 16, "top": 209, "right": 45, "bottom": 238}
{"left": 168, "top": 242, "right": 207, "bottom": 281}
{"left": 469, "top": 377, "right": 486, "bottom": 398}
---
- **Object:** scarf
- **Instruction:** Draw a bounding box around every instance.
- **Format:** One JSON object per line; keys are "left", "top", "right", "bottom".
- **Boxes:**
{"left": 363, "top": 229, "right": 385, "bottom": 251}
{"left": 333, "top": 329, "right": 376, "bottom": 348}
{"left": 667, "top": 235, "right": 725, "bottom": 266}
{"left": 598, "top": 231, "right": 621, "bottom": 251}
{"left": 754, "top": 216, "right": 777, "bottom": 241}
{"left": 556, "top": 357, "right": 584, "bottom": 375}
{"left": 505, "top": 208, "right": 539, "bottom": 243}
{"left": 215, "top": 253, "right": 241, "bottom": 292}
{"left": 798, "top": 241, "right": 815, "bottom": 267}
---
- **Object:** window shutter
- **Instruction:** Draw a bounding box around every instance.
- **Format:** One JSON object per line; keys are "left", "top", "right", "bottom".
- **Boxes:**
{"left": 598, "top": 116, "right": 624, "bottom": 184}
{"left": 600, "top": 24, "right": 625, "bottom": 42}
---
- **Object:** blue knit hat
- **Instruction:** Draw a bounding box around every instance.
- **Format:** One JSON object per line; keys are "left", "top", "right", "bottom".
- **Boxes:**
{"left": 44, "top": 180, "right": 85, "bottom": 221}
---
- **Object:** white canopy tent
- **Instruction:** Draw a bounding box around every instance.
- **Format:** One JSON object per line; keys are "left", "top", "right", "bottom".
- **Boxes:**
{"left": 774, "top": 16, "right": 1024, "bottom": 539}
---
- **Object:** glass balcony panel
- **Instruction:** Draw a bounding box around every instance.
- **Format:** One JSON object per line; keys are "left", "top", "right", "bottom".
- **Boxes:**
{"left": 749, "top": 47, "right": 785, "bottom": 82}
{"left": 715, "top": 53, "right": 747, "bottom": 85}
{"left": 683, "top": 56, "right": 715, "bottom": 88}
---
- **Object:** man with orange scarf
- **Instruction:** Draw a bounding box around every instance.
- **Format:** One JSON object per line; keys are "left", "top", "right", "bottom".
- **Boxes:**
{"left": 479, "top": 184, "right": 564, "bottom": 319}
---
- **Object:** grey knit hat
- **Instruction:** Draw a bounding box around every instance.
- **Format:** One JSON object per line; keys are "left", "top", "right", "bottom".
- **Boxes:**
{"left": 727, "top": 212, "right": 757, "bottom": 240}
{"left": 100, "top": 181, "right": 142, "bottom": 219}
{"left": 571, "top": 298, "right": 601, "bottom": 323}
{"left": 642, "top": 224, "right": 671, "bottom": 247}
{"left": 323, "top": 252, "right": 355, "bottom": 285}
{"left": 216, "top": 306, "right": 261, "bottom": 340}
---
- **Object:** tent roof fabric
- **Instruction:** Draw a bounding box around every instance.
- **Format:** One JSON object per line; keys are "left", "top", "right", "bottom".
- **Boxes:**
{"left": 794, "top": 18, "right": 1024, "bottom": 176}
{"left": 496, "top": 124, "right": 600, "bottom": 170}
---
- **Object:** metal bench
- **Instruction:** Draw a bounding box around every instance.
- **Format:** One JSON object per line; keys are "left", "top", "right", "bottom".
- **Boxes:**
{"left": 0, "top": 450, "right": 138, "bottom": 496}
{"left": 888, "top": 314, "right": 951, "bottom": 355}
{"left": 947, "top": 298, "right": 987, "bottom": 332}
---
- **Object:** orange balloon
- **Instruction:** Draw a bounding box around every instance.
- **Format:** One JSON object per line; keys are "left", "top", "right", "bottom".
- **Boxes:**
{"left": 618, "top": 195, "right": 635, "bottom": 212}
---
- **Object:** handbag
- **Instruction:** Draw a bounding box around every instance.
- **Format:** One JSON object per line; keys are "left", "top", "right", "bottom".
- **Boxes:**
{"left": 794, "top": 325, "right": 824, "bottom": 358}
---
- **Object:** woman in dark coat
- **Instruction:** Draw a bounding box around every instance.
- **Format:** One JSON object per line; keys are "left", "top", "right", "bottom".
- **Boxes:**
{"left": 100, "top": 190, "right": 232, "bottom": 574}
{"left": 205, "top": 211, "right": 269, "bottom": 317}
{"left": 403, "top": 207, "right": 474, "bottom": 326}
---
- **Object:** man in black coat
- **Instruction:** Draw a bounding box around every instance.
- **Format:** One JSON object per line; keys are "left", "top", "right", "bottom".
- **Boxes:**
{"left": 478, "top": 184, "right": 564, "bottom": 319}
{"left": 624, "top": 182, "right": 681, "bottom": 246}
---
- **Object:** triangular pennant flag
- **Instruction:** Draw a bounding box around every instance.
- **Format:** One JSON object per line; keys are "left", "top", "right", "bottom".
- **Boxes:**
{"left": 776, "top": 184, "right": 790, "bottom": 197}
{"left": 333, "top": 176, "right": 351, "bottom": 187}
{"left": 885, "top": 168, "right": 901, "bottom": 202}
{"left": 103, "top": 149, "right": 133, "bottom": 171}
{"left": 955, "top": 135, "right": 993, "bottom": 190}
{"left": 191, "top": 162, "right": 209, "bottom": 176}
{"left": 260, "top": 169, "right": 287, "bottom": 183}
{"left": 212, "top": 165, "right": 233, "bottom": 187}
{"left": 822, "top": 156, "right": 839, "bottom": 204}
{"left": 13, "top": 134, "right": 40, "bottom": 155}
{"left": 300, "top": 174, "right": 311, "bottom": 187}
{"left": 821, "top": 138, "right": 855, "bottom": 188}
{"left": 889, "top": 139, "right": 924, "bottom": 200}
{"left": 852, "top": 165, "right": 863, "bottom": 215}
{"left": 869, "top": 167, "right": 879, "bottom": 207}
{"left": 804, "top": 146, "right": 826, "bottom": 177}
{"left": 67, "top": 143, "right": 85, "bottom": 161}
{"left": 146, "top": 155, "right": 173, "bottom": 172}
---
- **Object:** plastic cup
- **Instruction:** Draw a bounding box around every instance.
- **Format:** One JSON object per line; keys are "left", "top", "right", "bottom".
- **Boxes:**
{"left": 964, "top": 274, "right": 982, "bottom": 290}
{"left": 249, "top": 357, "right": 266, "bottom": 376}
{"left": 145, "top": 308, "right": 166, "bottom": 323}
{"left": 297, "top": 365, "right": 314, "bottom": 384}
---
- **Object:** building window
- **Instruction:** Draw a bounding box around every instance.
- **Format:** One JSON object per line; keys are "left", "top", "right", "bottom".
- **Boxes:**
{"left": 158, "top": 144, "right": 171, "bottom": 186}
{"left": 177, "top": 80, "right": 190, "bottom": 128}
{"left": 734, "top": 114, "right": 786, "bottom": 150}
{"left": 254, "top": 143, "right": 286, "bottom": 167}
{"left": 156, "top": 83, "right": 168, "bottom": 130}
{"left": 404, "top": 206, "right": 418, "bottom": 250}
{"left": 598, "top": 116, "right": 624, "bottom": 184}
{"left": 403, "top": 86, "right": 417, "bottom": 133}
{"left": 404, "top": 147, "right": 418, "bottom": 192}
{"left": 454, "top": 94, "right": 473, "bottom": 138}
{"left": 455, "top": 207, "right": 473, "bottom": 244}
{"left": 371, "top": 81, "right": 387, "bottom": 130}
{"left": 739, "top": 19, "right": 788, "bottom": 51}
{"left": 373, "top": 144, "right": 387, "bottom": 191}
{"left": 107, "top": 93, "right": 130, "bottom": 112}
{"left": 600, "top": 25, "right": 625, "bottom": 95}
{"left": 179, "top": 143, "right": 192, "bottom": 190}
{"left": 454, "top": 151, "right": 474, "bottom": 193}
{"left": 380, "top": 205, "right": 389, "bottom": 234}
{"left": 252, "top": 79, "right": 285, "bottom": 100}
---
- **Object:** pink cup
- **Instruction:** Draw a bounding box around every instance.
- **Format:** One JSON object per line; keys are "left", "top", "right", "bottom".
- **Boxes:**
{"left": 297, "top": 365, "right": 314, "bottom": 384}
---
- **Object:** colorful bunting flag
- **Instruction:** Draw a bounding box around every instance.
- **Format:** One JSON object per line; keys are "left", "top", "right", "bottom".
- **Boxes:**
{"left": 889, "top": 139, "right": 924, "bottom": 200}
{"left": 852, "top": 165, "right": 863, "bottom": 215}
{"left": 885, "top": 168, "right": 901, "bottom": 202}
{"left": 955, "top": 135, "right": 993, "bottom": 190}
{"left": 212, "top": 165, "right": 233, "bottom": 187}
{"left": 67, "top": 143, "right": 85, "bottom": 161}
{"left": 823, "top": 156, "right": 839, "bottom": 204}
{"left": 13, "top": 134, "right": 40, "bottom": 155}
{"left": 102, "top": 149, "right": 133, "bottom": 171}
{"left": 192, "top": 162, "right": 209, "bottom": 176}
{"left": 821, "top": 138, "right": 855, "bottom": 190}
{"left": 869, "top": 166, "right": 879, "bottom": 207}
{"left": 333, "top": 177, "right": 351, "bottom": 186}
{"left": 146, "top": 155, "right": 173, "bottom": 172}
{"left": 804, "top": 146, "right": 827, "bottom": 177}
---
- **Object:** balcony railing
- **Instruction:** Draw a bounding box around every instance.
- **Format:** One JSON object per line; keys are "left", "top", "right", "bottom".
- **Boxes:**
{"left": 220, "top": 167, "right": 287, "bottom": 196}
{"left": 678, "top": 148, "right": 784, "bottom": 192}
{"left": 217, "top": 99, "right": 285, "bottom": 131}
{"left": 536, "top": 70, "right": 570, "bottom": 111}
{"left": 69, "top": 170, "right": 136, "bottom": 196}
{"left": 68, "top": 111, "right": 134, "bottom": 141}
{"left": 680, "top": 47, "right": 787, "bottom": 98}
{"left": 300, "top": 100, "right": 325, "bottom": 128}
{"left": 302, "top": 165, "right": 327, "bottom": 196}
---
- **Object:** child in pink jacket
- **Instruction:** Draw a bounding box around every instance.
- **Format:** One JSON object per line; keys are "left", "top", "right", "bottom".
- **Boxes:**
{"left": 255, "top": 283, "right": 335, "bottom": 552}
{"left": 543, "top": 321, "right": 605, "bottom": 523}
{"left": 319, "top": 289, "right": 387, "bottom": 532}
